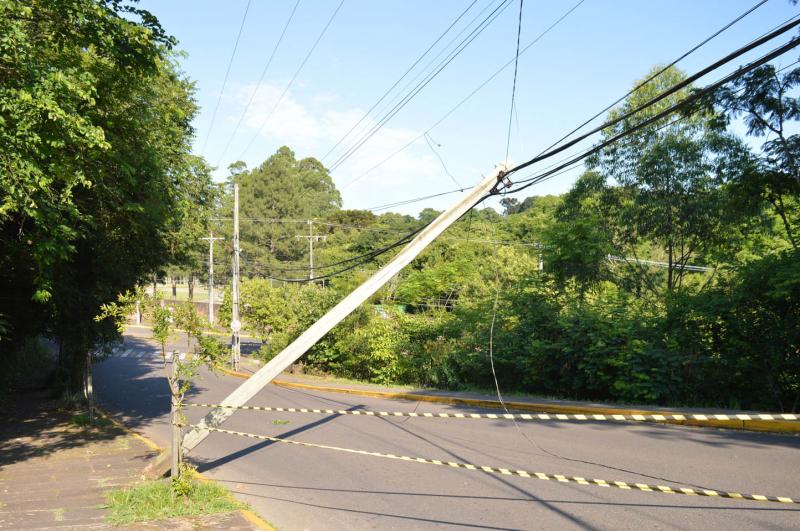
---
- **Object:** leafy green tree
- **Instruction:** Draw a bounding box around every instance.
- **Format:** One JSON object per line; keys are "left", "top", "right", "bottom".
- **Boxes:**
{"left": 708, "top": 64, "right": 800, "bottom": 250}
{"left": 589, "top": 66, "right": 741, "bottom": 292}
{"left": 543, "top": 172, "right": 618, "bottom": 296}
{"left": 0, "top": 0, "right": 200, "bottom": 391}
{"left": 224, "top": 147, "right": 341, "bottom": 274}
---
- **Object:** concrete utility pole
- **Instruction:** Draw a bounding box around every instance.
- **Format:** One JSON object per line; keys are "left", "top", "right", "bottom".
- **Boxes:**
{"left": 201, "top": 232, "right": 225, "bottom": 324}
{"left": 181, "top": 163, "right": 508, "bottom": 453}
{"left": 295, "top": 220, "right": 326, "bottom": 280}
{"left": 231, "top": 184, "right": 241, "bottom": 371}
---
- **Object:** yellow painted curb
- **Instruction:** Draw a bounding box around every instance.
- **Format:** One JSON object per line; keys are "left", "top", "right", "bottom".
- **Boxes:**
{"left": 126, "top": 323, "right": 258, "bottom": 340}
{"left": 96, "top": 407, "right": 274, "bottom": 529}
{"left": 215, "top": 370, "right": 800, "bottom": 434}
{"left": 219, "top": 366, "right": 252, "bottom": 379}
{"left": 195, "top": 472, "right": 275, "bottom": 530}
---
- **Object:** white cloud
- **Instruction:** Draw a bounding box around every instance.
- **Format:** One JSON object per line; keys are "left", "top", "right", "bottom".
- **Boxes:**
{"left": 221, "top": 82, "right": 454, "bottom": 215}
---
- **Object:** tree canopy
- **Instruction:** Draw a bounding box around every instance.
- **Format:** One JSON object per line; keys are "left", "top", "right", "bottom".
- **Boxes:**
{"left": 0, "top": 0, "right": 211, "bottom": 391}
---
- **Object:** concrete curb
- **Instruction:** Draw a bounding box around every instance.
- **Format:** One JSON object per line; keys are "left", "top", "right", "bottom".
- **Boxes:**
{"left": 95, "top": 406, "right": 275, "bottom": 530}
{"left": 217, "top": 368, "right": 800, "bottom": 434}
{"left": 125, "top": 323, "right": 259, "bottom": 340}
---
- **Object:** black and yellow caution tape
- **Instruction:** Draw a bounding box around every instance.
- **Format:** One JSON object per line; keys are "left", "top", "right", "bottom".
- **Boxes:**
{"left": 196, "top": 425, "right": 798, "bottom": 504}
{"left": 185, "top": 403, "right": 799, "bottom": 423}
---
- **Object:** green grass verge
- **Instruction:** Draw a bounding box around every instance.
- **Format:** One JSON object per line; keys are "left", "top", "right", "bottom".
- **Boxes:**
{"left": 104, "top": 475, "right": 245, "bottom": 525}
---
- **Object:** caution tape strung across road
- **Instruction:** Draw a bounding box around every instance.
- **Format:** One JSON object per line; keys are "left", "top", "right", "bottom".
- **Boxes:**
{"left": 184, "top": 403, "right": 799, "bottom": 423}
{"left": 195, "top": 425, "right": 798, "bottom": 504}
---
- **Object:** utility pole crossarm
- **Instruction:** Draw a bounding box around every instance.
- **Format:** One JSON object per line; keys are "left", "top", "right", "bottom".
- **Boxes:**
{"left": 182, "top": 164, "right": 508, "bottom": 453}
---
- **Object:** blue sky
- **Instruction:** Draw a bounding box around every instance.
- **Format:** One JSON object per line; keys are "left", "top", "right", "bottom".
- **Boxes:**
{"left": 139, "top": 0, "right": 799, "bottom": 215}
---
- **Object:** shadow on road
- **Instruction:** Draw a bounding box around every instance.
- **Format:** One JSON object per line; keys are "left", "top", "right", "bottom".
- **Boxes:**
{"left": 214, "top": 479, "right": 800, "bottom": 513}
{"left": 192, "top": 404, "right": 368, "bottom": 473}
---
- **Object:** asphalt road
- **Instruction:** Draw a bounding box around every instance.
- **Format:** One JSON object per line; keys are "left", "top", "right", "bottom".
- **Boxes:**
{"left": 93, "top": 330, "right": 800, "bottom": 530}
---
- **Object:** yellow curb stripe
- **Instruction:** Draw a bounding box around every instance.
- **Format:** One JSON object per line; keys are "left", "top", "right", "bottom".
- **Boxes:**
{"left": 211, "top": 369, "right": 799, "bottom": 433}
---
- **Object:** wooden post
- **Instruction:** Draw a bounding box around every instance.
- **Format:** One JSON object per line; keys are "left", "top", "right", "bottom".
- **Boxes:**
{"left": 86, "top": 350, "right": 94, "bottom": 424}
{"left": 170, "top": 359, "right": 180, "bottom": 478}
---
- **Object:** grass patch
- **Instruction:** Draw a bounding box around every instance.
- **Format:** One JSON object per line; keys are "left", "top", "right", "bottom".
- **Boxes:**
{"left": 104, "top": 471, "right": 245, "bottom": 525}
{"left": 271, "top": 419, "right": 290, "bottom": 425}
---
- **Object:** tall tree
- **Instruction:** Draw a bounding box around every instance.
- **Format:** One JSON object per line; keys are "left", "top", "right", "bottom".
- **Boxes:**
{"left": 0, "top": 0, "right": 201, "bottom": 391}
{"left": 589, "top": 66, "right": 741, "bottom": 292}
{"left": 227, "top": 147, "right": 341, "bottom": 275}
{"left": 708, "top": 64, "right": 800, "bottom": 251}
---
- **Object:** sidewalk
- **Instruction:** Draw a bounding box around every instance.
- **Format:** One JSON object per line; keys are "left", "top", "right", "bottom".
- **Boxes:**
{"left": 0, "top": 389, "right": 259, "bottom": 529}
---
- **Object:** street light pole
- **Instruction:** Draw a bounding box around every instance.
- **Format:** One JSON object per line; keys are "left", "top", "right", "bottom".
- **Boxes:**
{"left": 201, "top": 232, "right": 224, "bottom": 324}
{"left": 231, "top": 184, "right": 241, "bottom": 371}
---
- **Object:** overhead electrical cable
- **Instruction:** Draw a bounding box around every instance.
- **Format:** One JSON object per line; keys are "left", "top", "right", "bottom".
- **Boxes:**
{"left": 504, "top": 0, "right": 524, "bottom": 163}
{"left": 249, "top": 227, "right": 425, "bottom": 282}
{"left": 500, "top": 35, "right": 800, "bottom": 197}
{"left": 505, "top": 58, "right": 800, "bottom": 195}
{"left": 423, "top": 133, "right": 462, "bottom": 187}
{"left": 536, "top": 0, "right": 771, "bottom": 159}
{"left": 321, "top": 0, "right": 482, "bottom": 164}
{"left": 327, "top": 0, "right": 515, "bottom": 172}
{"left": 200, "top": 0, "right": 253, "bottom": 155}
{"left": 503, "top": 17, "right": 800, "bottom": 178}
{"left": 215, "top": 0, "right": 302, "bottom": 166}
{"left": 336, "top": 0, "right": 502, "bottom": 165}
{"left": 342, "top": 0, "right": 585, "bottom": 189}
{"left": 243, "top": 223, "right": 429, "bottom": 276}
{"left": 237, "top": 0, "right": 346, "bottom": 160}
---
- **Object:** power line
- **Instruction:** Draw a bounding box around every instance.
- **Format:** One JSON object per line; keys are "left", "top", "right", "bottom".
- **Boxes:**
{"left": 535, "top": 0, "right": 772, "bottom": 160}
{"left": 215, "top": 0, "right": 302, "bottom": 166}
{"left": 237, "top": 0, "right": 346, "bottom": 161}
{"left": 423, "top": 132, "right": 462, "bottom": 188}
{"left": 503, "top": 17, "right": 800, "bottom": 179}
{"left": 200, "top": 0, "right": 253, "bottom": 156}
{"left": 327, "top": 0, "right": 515, "bottom": 173}
{"left": 215, "top": 216, "right": 542, "bottom": 246}
{"left": 321, "top": 0, "right": 482, "bottom": 164}
{"left": 338, "top": 0, "right": 502, "bottom": 168}
{"left": 504, "top": 0, "right": 524, "bottom": 163}
{"left": 341, "top": 0, "right": 585, "bottom": 190}
{"left": 501, "top": 34, "right": 800, "bottom": 196}
{"left": 365, "top": 187, "right": 468, "bottom": 212}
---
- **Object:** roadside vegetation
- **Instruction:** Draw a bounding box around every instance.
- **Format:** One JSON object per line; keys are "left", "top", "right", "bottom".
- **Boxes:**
{"left": 104, "top": 466, "right": 246, "bottom": 525}
{"left": 215, "top": 66, "right": 800, "bottom": 413}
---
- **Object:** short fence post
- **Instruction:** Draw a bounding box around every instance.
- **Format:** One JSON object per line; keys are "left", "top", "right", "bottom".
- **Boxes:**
{"left": 86, "top": 350, "right": 94, "bottom": 424}
{"left": 170, "top": 359, "right": 181, "bottom": 478}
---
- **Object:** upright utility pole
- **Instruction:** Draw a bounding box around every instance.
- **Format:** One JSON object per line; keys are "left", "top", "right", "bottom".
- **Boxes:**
{"left": 200, "top": 232, "right": 224, "bottom": 324}
{"left": 295, "top": 220, "right": 326, "bottom": 280}
{"left": 231, "top": 184, "right": 241, "bottom": 371}
{"left": 182, "top": 163, "right": 508, "bottom": 453}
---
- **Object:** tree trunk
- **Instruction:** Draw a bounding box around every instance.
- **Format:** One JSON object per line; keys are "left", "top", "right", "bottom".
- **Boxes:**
{"left": 171, "top": 277, "right": 177, "bottom": 298}
{"left": 667, "top": 241, "right": 674, "bottom": 291}
{"left": 188, "top": 273, "right": 194, "bottom": 300}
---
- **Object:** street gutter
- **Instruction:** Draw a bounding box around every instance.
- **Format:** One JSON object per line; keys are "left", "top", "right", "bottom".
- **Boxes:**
{"left": 217, "top": 367, "right": 800, "bottom": 435}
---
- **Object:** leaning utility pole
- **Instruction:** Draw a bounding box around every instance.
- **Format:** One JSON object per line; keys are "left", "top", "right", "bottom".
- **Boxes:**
{"left": 182, "top": 164, "right": 508, "bottom": 453}
{"left": 295, "top": 220, "right": 326, "bottom": 280}
{"left": 231, "top": 184, "right": 241, "bottom": 371}
{"left": 200, "top": 232, "right": 224, "bottom": 324}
